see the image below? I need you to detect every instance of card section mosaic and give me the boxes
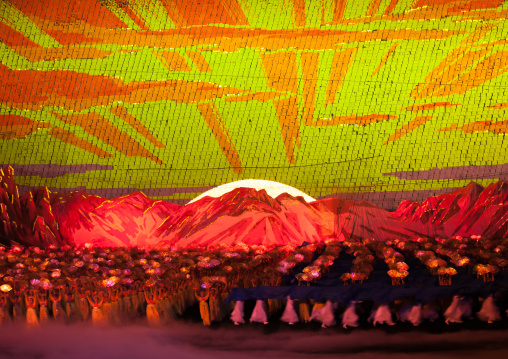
[0,0,507,208]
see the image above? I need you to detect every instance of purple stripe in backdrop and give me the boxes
[17,185,215,205]
[319,187,462,211]
[383,164,508,181]
[1,164,114,178]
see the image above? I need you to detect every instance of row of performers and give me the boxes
[0,283,505,328]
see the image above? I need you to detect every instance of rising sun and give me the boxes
[188,179,316,204]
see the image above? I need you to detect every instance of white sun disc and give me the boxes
[188,179,315,204]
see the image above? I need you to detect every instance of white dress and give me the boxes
[280,297,299,324]
[399,304,422,326]
[477,295,501,323]
[342,302,359,328]
[250,300,268,324]
[230,300,245,324]
[370,304,394,326]
[309,302,325,322]
[314,301,336,328]
[408,304,423,326]
[444,296,471,324]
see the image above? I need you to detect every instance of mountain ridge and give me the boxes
[0,166,506,248]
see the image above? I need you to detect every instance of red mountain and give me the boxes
[52,190,180,247]
[391,181,508,238]
[0,166,507,248]
[155,188,334,248]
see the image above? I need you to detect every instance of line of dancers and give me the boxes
[231,294,506,328]
[1,282,506,329]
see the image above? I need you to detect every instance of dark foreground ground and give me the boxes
[1,303,508,359]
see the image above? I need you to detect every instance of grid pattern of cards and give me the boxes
[0,0,507,208]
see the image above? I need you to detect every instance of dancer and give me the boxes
[250,299,268,324]
[444,295,472,324]
[76,288,90,322]
[298,299,310,323]
[280,296,299,325]
[399,303,423,326]
[101,291,113,324]
[369,303,395,326]
[209,286,225,322]
[130,282,141,318]
[309,300,325,322]
[87,291,106,326]
[230,300,245,325]
[342,301,360,328]
[144,286,161,327]
[50,288,67,323]
[195,288,211,326]
[317,301,337,328]
[121,286,133,321]
[37,289,50,324]
[477,295,501,323]
[156,286,176,322]
[24,289,39,328]
[108,287,122,325]
[10,289,23,323]
[64,286,80,323]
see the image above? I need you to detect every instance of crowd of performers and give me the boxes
[0,236,507,329]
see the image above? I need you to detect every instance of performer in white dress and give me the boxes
[477,295,501,323]
[280,296,299,324]
[250,299,268,324]
[230,300,245,325]
[342,301,360,328]
[87,291,106,326]
[369,303,395,326]
[309,301,325,322]
[24,289,39,328]
[399,304,422,326]
[444,295,472,324]
[315,301,336,328]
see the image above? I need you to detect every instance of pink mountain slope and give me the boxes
[53,190,181,247]
[155,188,335,248]
[391,181,508,238]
